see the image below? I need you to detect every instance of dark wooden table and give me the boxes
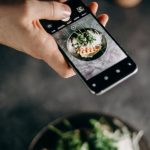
[0,0,150,149]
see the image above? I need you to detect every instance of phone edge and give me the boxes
[94,67,138,95]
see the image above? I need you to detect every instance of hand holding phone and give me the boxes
[40,0,138,95]
[42,2,109,79]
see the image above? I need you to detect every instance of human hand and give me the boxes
[0,1,109,78]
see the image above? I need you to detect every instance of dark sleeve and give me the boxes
[0,0,25,5]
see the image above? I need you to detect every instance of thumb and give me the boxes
[33,1,71,20]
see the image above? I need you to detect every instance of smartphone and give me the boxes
[40,0,138,95]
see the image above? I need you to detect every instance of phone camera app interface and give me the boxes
[41,0,127,80]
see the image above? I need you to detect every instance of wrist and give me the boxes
[0,23,4,44]
[0,8,4,45]
[0,24,4,45]
[0,6,8,45]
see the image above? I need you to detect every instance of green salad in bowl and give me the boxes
[29,113,149,150]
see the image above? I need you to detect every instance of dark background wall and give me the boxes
[0,0,150,149]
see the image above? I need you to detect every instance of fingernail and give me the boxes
[62,4,71,17]
[59,0,67,2]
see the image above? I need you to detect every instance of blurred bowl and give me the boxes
[29,112,149,150]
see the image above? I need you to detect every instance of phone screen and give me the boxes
[41,0,127,81]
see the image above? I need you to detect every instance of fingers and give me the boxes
[98,14,109,26]
[88,2,98,16]
[57,0,68,2]
[40,34,75,78]
[32,0,108,78]
[29,0,74,78]
[88,2,109,26]
[33,1,71,20]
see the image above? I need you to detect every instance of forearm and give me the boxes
[0,4,19,46]
[0,29,3,45]
[0,0,24,44]
[0,23,7,45]
[0,6,5,45]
